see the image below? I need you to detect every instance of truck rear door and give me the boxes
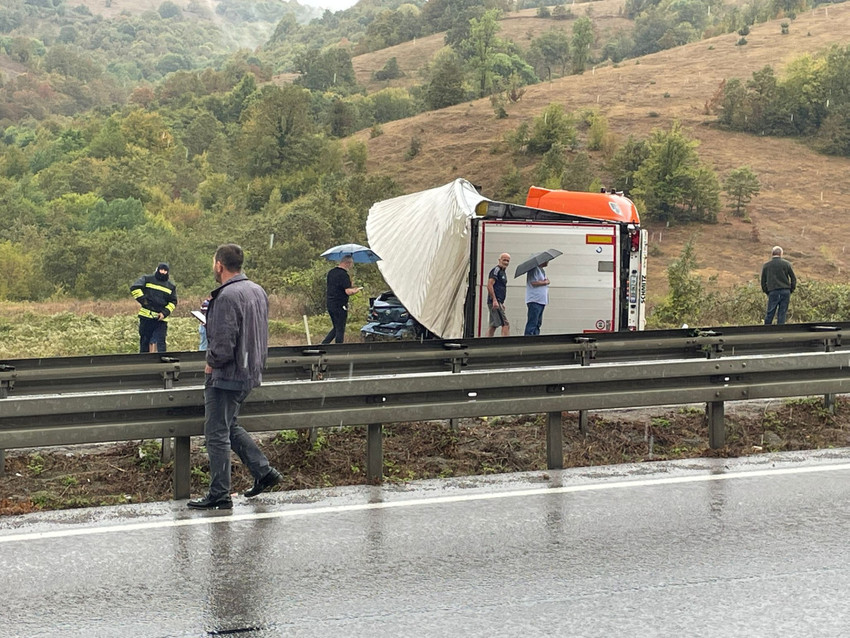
[472,220,622,337]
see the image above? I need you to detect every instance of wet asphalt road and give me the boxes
[2,449,850,638]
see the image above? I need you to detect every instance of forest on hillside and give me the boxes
[0,0,847,315]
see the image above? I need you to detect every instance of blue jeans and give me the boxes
[765,289,791,325]
[524,302,546,335]
[204,382,272,500]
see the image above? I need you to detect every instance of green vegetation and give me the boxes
[714,45,850,157]
[136,439,164,471]
[630,122,720,224]
[0,0,845,344]
[723,166,761,217]
[648,241,850,328]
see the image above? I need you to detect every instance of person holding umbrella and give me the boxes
[513,249,560,336]
[321,254,363,344]
[319,243,380,344]
[524,262,550,335]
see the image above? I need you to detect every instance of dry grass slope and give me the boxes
[352,4,850,301]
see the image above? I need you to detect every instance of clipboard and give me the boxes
[191,310,207,325]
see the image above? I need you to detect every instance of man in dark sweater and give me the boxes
[761,246,797,325]
[321,255,362,344]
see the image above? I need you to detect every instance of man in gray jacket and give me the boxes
[188,243,282,510]
[761,245,797,325]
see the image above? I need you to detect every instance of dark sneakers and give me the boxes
[187,495,233,510]
[244,468,282,498]
[187,468,282,506]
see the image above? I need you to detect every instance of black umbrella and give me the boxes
[513,249,563,278]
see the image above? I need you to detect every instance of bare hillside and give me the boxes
[354,4,850,299]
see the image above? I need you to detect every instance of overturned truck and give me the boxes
[364,178,647,339]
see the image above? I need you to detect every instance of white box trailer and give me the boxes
[366,178,647,339]
[468,219,645,337]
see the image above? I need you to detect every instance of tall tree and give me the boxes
[632,122,718,223]
[239,84,315,178]
[652,239,706,326]
[528,29,570,80]
[462,9,503,97]
[571,16,594,74]
[295,47,357,93]
[424,48,466,110]
[723,166,760,217]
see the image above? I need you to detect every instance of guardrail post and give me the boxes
[707,400,725,449]
[173,436,191,500]
[576,338,596,435]
[305,350,327,445]
[822,333,840,414]
[445,344,466,432]
[160,364,179,462]
[366,423,383,482]
[546,411,563,470]
[0,375,9,476]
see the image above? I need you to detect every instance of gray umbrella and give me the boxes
[513,249,563,278]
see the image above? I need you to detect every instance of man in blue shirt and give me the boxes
[486,253,511,337]
[524,261,550,336]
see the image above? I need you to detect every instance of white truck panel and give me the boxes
[474,221,620,336]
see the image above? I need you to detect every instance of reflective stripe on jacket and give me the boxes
[130,274,178,321]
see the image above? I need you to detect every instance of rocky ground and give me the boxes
[2,397,848,516]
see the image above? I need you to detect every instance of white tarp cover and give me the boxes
[366,178,488,338]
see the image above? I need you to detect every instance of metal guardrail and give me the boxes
[1,322,846,396]
[1,322,848,500]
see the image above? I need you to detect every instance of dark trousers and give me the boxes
[524,302,546,335]
[139,317,167,353]
[321,305,348,344]
[204,383,272,500]
[765,289,791,325]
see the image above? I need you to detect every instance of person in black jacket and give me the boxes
[130,262,177,353]
[321,255,363,344]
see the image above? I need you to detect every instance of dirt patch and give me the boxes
[3,397,848,515]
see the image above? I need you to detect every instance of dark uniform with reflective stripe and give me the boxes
[130,262,177,353]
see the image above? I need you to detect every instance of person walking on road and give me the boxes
[486,253,511,337]
[761,246,797,325]
[524,261,550,336]
[188,244,282,510]
[130,262,177,353]
[321,254,362,344]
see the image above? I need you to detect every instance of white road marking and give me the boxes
[2,462,848,545]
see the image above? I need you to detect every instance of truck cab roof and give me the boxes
[524,186,640,225]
